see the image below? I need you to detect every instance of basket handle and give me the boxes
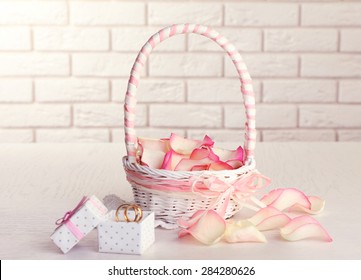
[124,24,256,164]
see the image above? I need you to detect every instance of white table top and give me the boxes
[0,142,360,260]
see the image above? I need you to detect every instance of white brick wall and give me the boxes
[263,80,337,103]
[148,3,222,26]
[264,29,338,52]
[0,54,69,76]
[36,79,109,102]
[0,1,67,25]
[302,3,361,26]
[0,0,360,143]
[0,105,70,127]
[72,54,137,77]
[225,54,298,77]
[70,2,145,25]
[34,28,109,51]
[0,28,31,50]
[225,3,298,26]
[150,54,223,77]
[150,105,222,128]
[0,79,32,102]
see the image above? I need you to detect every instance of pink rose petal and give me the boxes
[161,150,188,171]
[260,188,311,211]
[213,146,244,162]
[224,220,267,243]
[191,165,210,171]
[280,216,332,242]
[248,206,291,231]
[140,149,165,169]
[209,161,233,171]
[190,147,219,162]
[170,133,208,155]
[226,160,243,169]
[177,210,205,228]
[202,135,215,147]
[175,158,214,171]
[138,137,169,153]
[178,229,189,238]
[190,148,209,160]
[289,196,325,215]
[178,210,226,245]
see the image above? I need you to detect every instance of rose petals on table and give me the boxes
[260,188,325,215]
[224,220,267,243]
[177,210,205,229]
[248,206,291,231]
[280,216,332,242]
[178,210,226,245]
[288,196,325,215]
[261,188,311,212]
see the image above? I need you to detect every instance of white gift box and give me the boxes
[98,210,155,255]
[51,195,108,254]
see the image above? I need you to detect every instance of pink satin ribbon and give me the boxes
[55,196,89,240]
[190,172,271,217]
[127,168,270,223]
[64,220,84,240]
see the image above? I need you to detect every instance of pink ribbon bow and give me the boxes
[55,196,89,240]
[191,172,271,217]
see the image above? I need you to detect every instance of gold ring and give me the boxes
[124,205,138,222]
[115,204,130,222]
[135,206,143,222]
[115,203,143,223]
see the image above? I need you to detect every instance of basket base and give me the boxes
[132,185,242,228]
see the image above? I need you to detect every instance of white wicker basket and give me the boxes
[123,24,258,229]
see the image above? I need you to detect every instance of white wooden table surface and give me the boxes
[0,143,360,260]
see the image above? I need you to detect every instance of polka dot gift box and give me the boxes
[51,195,108,254]
[98,209,155,255]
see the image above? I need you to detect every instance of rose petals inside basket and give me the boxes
[137,134,244,172]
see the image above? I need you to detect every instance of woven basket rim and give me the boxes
[123,156,256,178]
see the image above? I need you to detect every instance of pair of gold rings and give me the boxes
[115,204,143,223]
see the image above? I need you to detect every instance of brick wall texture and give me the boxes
[0,0,360,143]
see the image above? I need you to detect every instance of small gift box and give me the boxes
[51,195,108,253]
[98,207,155,255]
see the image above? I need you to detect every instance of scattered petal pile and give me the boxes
[178,188,332,244]
[137,133,244,171]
